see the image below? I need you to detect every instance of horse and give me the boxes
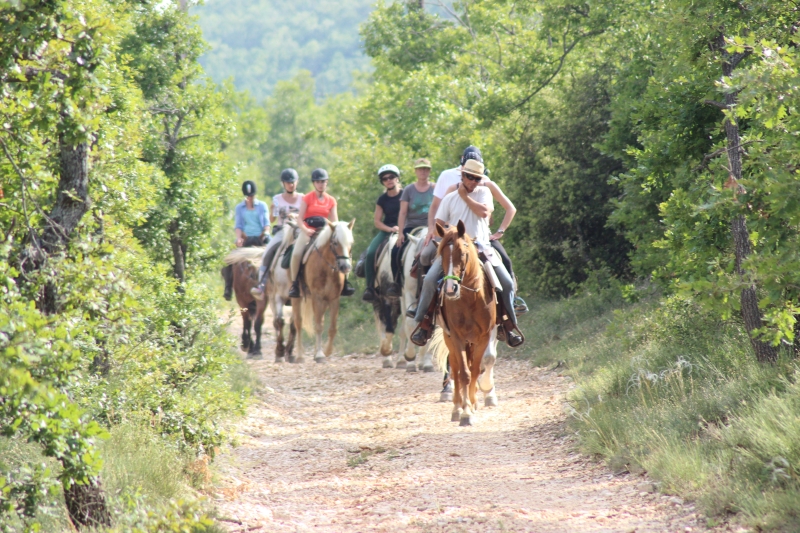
[266,220,299,363]
[373,232,402,368]
[429,221,497,426]
[223,247,268,358]
[398,228,435,373]
[293,220,355,363]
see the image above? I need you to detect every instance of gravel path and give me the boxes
[214,321,705,533]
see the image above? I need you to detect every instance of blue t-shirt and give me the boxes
[235,199,269,237]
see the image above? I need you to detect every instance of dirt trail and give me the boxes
[215,322,704,533]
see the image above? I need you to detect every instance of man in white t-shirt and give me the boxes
[251,169,304,300]
[410,159,523,348]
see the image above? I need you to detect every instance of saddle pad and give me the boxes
[281,244,293,270]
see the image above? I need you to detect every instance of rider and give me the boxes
[412,146,527,316]
[362,164,403,302]
[223,180,270,300]
[287,168,355,299]
[389,158,435,295]
[250,169,303,300]
[409,158,524,348]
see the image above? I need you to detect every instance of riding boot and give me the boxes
[362,287,376,302]
[222,265,233,301]
[496,299,524,348]
[341,278,355,297]
[410,296,438,346]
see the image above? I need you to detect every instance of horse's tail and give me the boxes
[429,327,449,372]
[224,247,265,268]
[300,295,315,336]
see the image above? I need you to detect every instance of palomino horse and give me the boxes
[373,232,402,368]
[266,220,299,363]
[398,228,434,373]
[430,221,496,426]
[223,247,268,358]
[293,220,355,363]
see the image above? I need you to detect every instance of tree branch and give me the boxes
[703,99,728,110]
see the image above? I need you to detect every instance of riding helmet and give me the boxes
[242,180,257,196]
[280,168,299,183]
[311,168,329,181]
[460,145,483,166]
[377,164,400,180]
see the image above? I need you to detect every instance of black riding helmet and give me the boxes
[311,168,329,181]
[242,180,257,196]
[280,168,299,182]
[460,145,483,166]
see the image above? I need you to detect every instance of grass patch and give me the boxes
[522,287,800,531]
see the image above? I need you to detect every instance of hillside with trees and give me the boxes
[193,0,373,98]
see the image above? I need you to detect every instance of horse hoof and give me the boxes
[451,410,462,422]
[314,357,327,364]
[292,356,305,364]
[459,416,474,427]
[440,391,453,403]
[422,364,435,373]
[406,363,417,373]
[382,357,394,369]
[275,356,285,364]
[395,360,407,369]
[485,394,499,407]
[247,352,263,360]
[286,355,296,363]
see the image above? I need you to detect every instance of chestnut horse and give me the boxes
[223,247,268,358]
[293,220,355,363]
[431,221,496,426]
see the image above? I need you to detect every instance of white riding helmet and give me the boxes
[377,164,400,180]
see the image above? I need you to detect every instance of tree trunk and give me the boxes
[169,220,186,283]
[64,479,111,529]
[719,38,778,363]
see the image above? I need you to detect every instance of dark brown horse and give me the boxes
[431,221,496,426]
[223,248,267,358]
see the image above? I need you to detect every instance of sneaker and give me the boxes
[250,284,265,301]
[288,280,300,298]
[513,296,529,315]
[406,304,418,319]
[341,279,355,297]
[362,287,376,302]
[385,282,402,298]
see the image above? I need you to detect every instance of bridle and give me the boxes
[443,241,480,294]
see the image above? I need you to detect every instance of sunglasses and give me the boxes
[462,172,482,182]
[380,174,397,182]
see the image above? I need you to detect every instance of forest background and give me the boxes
[2,0,800,531]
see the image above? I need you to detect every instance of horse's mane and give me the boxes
[224,246,265,268]
[314,222,353,251]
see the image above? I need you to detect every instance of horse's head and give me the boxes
[436,220,475,301]
[328,219,356,274]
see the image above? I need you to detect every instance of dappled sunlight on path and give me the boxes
[214,327,704,533]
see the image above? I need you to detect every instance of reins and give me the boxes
[444,242,481,293]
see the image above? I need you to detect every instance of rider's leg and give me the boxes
[288,230,311,298]
[251,229,284,300]
[491,239,528,314]
[419,238,438,268]
[493,263,524,347]
[362,231,389,301]
[410,256,443,344]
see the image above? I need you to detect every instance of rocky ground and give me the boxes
[213,319,707,533]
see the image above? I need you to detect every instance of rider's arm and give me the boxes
[396,201,409,246]
[425,196,442,245]
[459,185,493,218]
[234,204,245,246]
[329,204,339,223]
[485,181,516,237]
[298,199,314,236]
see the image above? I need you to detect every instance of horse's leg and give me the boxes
[324,297,339,359]
[273,298,285,363]
[377,306,393,368]
[313,298,326,363]
[449,348,463,422]
[292,298,304,364]
[480,327,499,407]
[457,346,473,426]
[241,309,252,352]
[250,304,264,359]
[287,321,297,361]
[440,360,453,402]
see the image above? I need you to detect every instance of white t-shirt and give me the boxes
[272,193,303,226]
[432,167,462,199]
[435,186,494,246]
